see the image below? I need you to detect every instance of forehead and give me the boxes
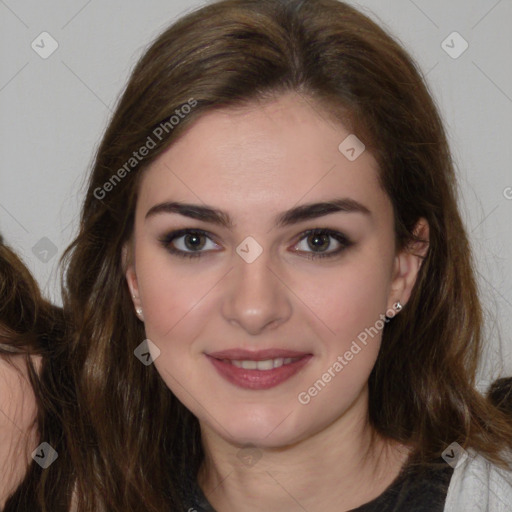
[137,93,387,221]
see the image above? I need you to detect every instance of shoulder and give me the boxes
[444,448,512,512]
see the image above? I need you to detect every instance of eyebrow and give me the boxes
[144,198,371,228]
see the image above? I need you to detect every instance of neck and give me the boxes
[197,387,411,512]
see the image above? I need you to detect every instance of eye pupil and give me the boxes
[308,233,330,251]
[185,233,205,250]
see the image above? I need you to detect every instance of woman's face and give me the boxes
[126,92,420,448]
[0,350,40,500]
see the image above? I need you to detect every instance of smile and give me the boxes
[206,354,312,390]
[222,357,302,370]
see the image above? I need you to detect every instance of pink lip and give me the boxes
[207,348,311,361]
[206,352,313,390]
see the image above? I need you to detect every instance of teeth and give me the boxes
[224,357,302,370]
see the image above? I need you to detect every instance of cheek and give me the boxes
[300,252,393,344]
[134,247,220,349]
[0,359,38,434]
[292,256,392,419]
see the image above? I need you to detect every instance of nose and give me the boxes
[221,249,292,335]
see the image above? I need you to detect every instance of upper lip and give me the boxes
[207,349,312,361]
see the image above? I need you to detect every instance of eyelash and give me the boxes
[158,228,353,260]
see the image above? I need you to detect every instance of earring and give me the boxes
[136,307,144,319]
[393,301,403,312]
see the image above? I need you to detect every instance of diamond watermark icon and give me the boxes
[441,32,468,59]
[32,237,58,263]
[134,339,161,366]
[236,445,263,467]
[31,442,58,469]
[236,236,263,264]
[441,441,468,469]
[338,134,365,161]
[31,32,59,59]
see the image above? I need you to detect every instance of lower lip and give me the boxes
[206,354,313,390]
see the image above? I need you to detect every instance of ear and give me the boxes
[122,242,142,313]
[388,218,429,310]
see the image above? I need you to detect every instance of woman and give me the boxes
[61,0,512,510]
[0,235,75,510]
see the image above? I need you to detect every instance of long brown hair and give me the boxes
[61,0,512,509]
[0,236,75,511]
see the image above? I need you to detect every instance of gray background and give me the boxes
[1,0,511,385]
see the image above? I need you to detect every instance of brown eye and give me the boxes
[293,229,353,260]
[307,232,331,252]
[159,229,221,259]
[182,233,206,251]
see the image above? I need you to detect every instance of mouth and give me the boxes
[206,349,313,390]
[207,348,311,361]
[220,356,306,371]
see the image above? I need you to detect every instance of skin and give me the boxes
[0,352,40,507]
[125,92,429,511]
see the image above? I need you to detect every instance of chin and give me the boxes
[211,407,309,449]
